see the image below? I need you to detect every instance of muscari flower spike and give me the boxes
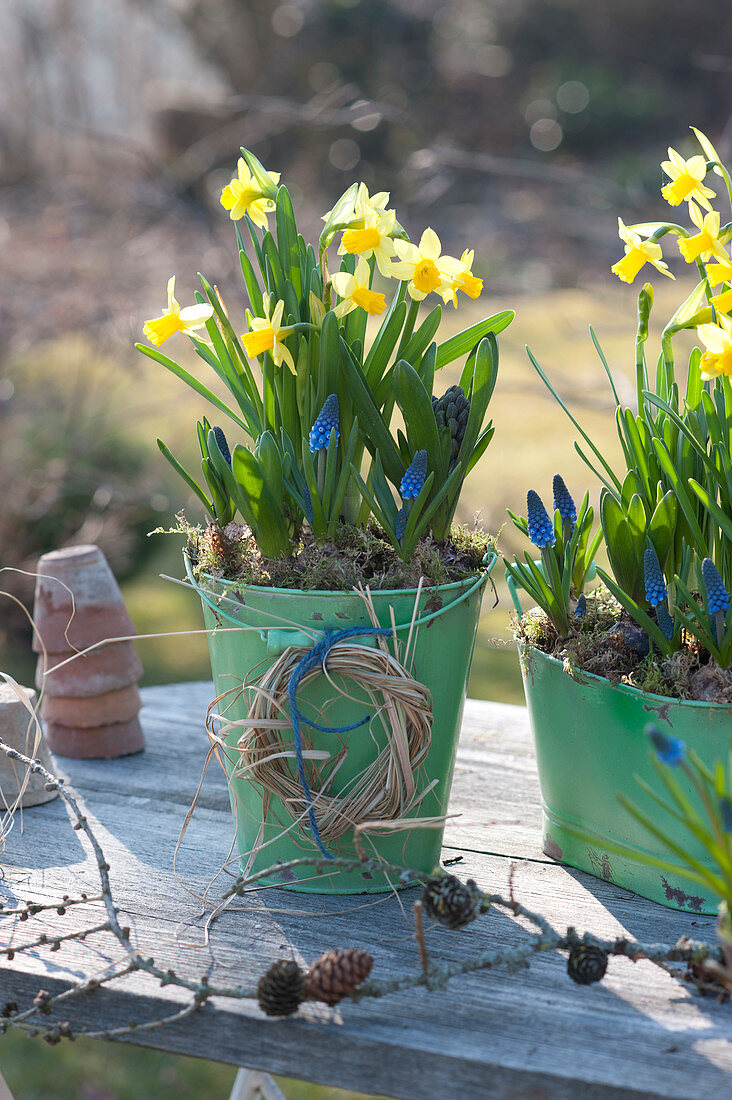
[552,475,577,526]
[644,547,667,607]
[527,490,555,549]
[702,558,730,615]
[646,724,685,767]
[400,450,428,500]
[656,603,675,640]
[720,796,732,834]
[575,593,587,618]
[309,394,340,453]
[395,507,407,540]
[212,425,232,467]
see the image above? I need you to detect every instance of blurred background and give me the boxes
[1,1,731,1096]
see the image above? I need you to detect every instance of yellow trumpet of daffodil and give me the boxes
[241,295,295,373]
[678,203,729,264]
[697,314,732,379]
[611,219,674,284]
[711,288,732,314]
[391,228,464,301]
[439,249,483,307]
[220,157,280,228]
[661,148,716,211]
[142,277,214,346]
[339,207,397,277]
[331,258,387,319]
[706,256,732,288]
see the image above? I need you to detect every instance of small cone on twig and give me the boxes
[421,868,488,929]
[257,960,307,1017]
[567,944,608,985]
[305,948,373,1006]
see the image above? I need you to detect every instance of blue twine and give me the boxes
[287,625,393,858]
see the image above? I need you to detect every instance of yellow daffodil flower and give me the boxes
[241,295,295,373]
[331,258,387,319]
[220,157,280,228]
[142,277,214,346]
[322,182,390,227]
[610,219,674,284]
[391,228,465,301]
[697,314,732,379]
[711,288,732,314]
[661,148,716,210]
[439,249,484,307]
[339,207,397,277]
[353,183,390,223]
[706,257,732,288]
[678,203,729,264]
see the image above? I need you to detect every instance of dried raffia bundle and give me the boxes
[421,867,489,929]
[257,959,307,1017]
[305,948,373,1006]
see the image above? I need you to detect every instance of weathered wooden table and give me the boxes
[2,683,731,1099]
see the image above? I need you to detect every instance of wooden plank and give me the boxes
[0,684,730,1100]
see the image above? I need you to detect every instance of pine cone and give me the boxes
[432,385,470,470]
[421,870,488,929]
[305,948,373,1006]
[567,945,608,985]
[257,960,307,1017]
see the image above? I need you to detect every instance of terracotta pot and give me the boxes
[36,641,143,698]
[41,685,142,727]
[0,683,58,808]
[33,545,136,653]
[45,715,145,759]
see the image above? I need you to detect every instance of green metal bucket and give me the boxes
[518,642,732,914]
[189,555,493,893]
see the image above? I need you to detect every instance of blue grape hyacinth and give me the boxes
[720,796,732,834]
[643,547,666,607]
[702,558,730,615]
[575,593,587,618]
[646,724,685,767]
[212,425,232,466]
[395,507,407,540]
[527,490,555,549]
[552,474,577,526]
[309,394,340,452]
[656,603,675,640]
[400,450,428,500]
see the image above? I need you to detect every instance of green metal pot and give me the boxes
[518,642,732,914]
[188,554,493,893]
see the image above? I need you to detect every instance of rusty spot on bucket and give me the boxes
[587,847,614,882]
[660,876,704,911]
[643,702,672,727]
[543,834,563,861]
[312,612,323,621]
[335,612,349,619]
[274,864,298,883]
[424,591,443,629]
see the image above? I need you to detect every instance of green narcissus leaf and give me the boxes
[394,359,446,482]
[648,490,677,570]
[231,446,291,558]
[435,310,514,369]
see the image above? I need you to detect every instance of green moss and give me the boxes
[164,515,495,592]
[515,583,718,701]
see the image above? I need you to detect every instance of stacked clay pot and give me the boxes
[33,545,145,759]
[0,683,58,807]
